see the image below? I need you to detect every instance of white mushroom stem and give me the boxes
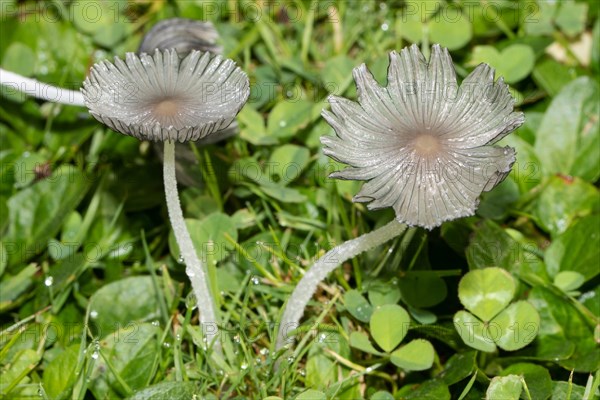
[163,140,221,353]
[276,219,408,350]
[0,68,85,107]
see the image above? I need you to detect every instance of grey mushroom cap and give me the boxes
[82,49,250,143]
[138,18,222,56]
[321,44,524,230]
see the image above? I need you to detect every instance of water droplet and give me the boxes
[299,369,306,376]
[178,254,185,264]
[233,334,241,343]
[259,348,269,356]
[44,276,54,286]
[366,366,374,373]
[176,334,181,341]
[152,320,160,327]
[381,22,389,31]
[185,291,198,310]
[163,342,171,348]
[255,357,262,364]
[318,333,327,343]
[91,351,99,360]
[185,266,195,277]
[279,121,287,128]
[251,276,260,285]
[287,356,295,364]
[90,310,98,319]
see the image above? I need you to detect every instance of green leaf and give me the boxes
[469,44,535,84]
[5,165,90,265]
[70,1,132,47]
[0,349,40,394]
[1,42,36,76]
[438,351,477,385]
[168,213,238,263]
[398,12,424,44]
[398,271,447,308]
[545,214,600,281]
[501,363,552,400]
[306,332,350,390]
[491,301,540,351]
[296,389,327,400]
[555,1,587,37]
[551,381,587,400]
[553,271,585,292]
[533,175,599,236]
[261,184,307,203]
[534,77,600,182]
[458,267,516,322]
[238,106,277,145]
[477,178,519,220]
[529,286,600,372]
[367,281,401,307]
[466,220,547,281]
[0,264,37,312]
[349,331,383,356]
[370,304,410,353]
[453,311,496,353]
[343,289,373,323]
[91,323,160,398]
[390,339,434,371]
[371,391,394,400]
[499,133,542,193]
[267,100,316,139]
[126,381,197,400]
[43,344,79,399]
[486,375,523,400]
[532,57,580,97]
[88,276,161,336]
[321,55,355,94]
[268,144,311,185]
[428,7,472,50]
[522,1,556,36]
[408,306,437,325]
[398,378,450,400]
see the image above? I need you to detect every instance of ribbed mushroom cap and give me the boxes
[138,18,222,56]
[321,44,524,229]
[82,49,249,143]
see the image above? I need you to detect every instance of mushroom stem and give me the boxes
[163,140,221,353]
[276,219,408,350]
[0,68,85,107]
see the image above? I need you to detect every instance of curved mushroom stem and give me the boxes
[163,140,221,353]
[0,68,85,107]
[276,219,408,351]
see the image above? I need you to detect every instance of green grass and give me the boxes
[1,0,599,399]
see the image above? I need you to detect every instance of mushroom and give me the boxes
[81,48,250,351]
[276,44,523,350]
[1,20,250,353]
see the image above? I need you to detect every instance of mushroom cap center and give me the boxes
[153,99,180,118]
[412,134,442,157]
